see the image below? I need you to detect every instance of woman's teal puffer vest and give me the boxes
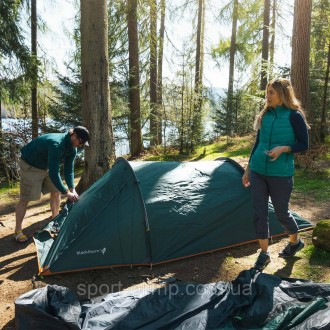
[250,106,295,176]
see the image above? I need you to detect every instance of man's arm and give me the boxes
[47,147,67,194]
[63,150,77,190]
[48,147,79,201]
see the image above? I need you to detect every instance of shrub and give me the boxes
[295,143,329,175]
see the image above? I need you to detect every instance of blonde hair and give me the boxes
[253,78,310,130]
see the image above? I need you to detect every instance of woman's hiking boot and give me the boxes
[253,251,270,272]
[279,239,305,258]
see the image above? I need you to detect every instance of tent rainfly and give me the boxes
[34,157,312,275]
[15,269,330,329]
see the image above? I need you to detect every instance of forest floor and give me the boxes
[0,158,330,329]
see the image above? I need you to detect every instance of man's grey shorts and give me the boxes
[19,159,58,201]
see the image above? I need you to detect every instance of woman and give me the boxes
[242,78,309,271]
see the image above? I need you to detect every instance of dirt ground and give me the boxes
[0,177,329,329]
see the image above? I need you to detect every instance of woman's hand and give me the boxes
[267,146,291,161]
[242,171,250,188]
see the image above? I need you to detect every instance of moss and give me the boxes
[312,220,330,252]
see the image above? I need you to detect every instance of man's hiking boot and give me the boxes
[253,251,271,272]
[279,239,305,258]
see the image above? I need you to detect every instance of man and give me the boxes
[14,126,90,243]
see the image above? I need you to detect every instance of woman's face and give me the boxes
[266,85,282,108]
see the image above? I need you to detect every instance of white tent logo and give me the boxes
[76,247,107,256]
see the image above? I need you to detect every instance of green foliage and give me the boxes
[0,0,55,127]
[0,0,31,70]
[0,0,34,118]
[310,0,330,62]
[0,119,31,183]
[2,0,328,167]
[212,39,231,61]
[48,70,82,129]
[208,88,230,137]
[293,140,330,202]
[295,143,329,173]
[0,74,31,112]
[233,87,261,135]
[293,141,330,201]
[108,0,128,76]
[211,0,264,73]
[47,0,130,132]
[309,0,330,140]
[0,134,19,183]
[211,85,261,138]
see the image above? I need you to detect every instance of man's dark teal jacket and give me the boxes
[21,132,77,193]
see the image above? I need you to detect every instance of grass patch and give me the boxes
[0,182,20,202]
[143,135,255,162]
[294,170,330,202]
[293,244,330,282]
[192,136,254,161]
[302,244,330,264]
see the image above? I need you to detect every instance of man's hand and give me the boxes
[66,189,79,202]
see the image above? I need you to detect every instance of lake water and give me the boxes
[1,118,132,157]
[1,117,216,157]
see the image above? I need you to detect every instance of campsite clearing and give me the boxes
[0,160,329,329]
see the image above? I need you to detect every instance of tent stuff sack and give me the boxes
[34,157,312,275]
[15,269,330,329]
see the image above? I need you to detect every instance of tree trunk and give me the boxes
[31,0,38,139]
[191,0,205,150]
[227,0,238,139]
[291,0,312,123]
[157,0,165,145]
[0,88,2,133]
[149,0,158,146]
[127,0,143,158]
[269,0,276,74]
[78,0,115,192]
[260,0,270,91]
[0,87,2,163]
[320,43,330,142]
[180,55,186,154]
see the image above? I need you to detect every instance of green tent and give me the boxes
[34,157,312,275]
